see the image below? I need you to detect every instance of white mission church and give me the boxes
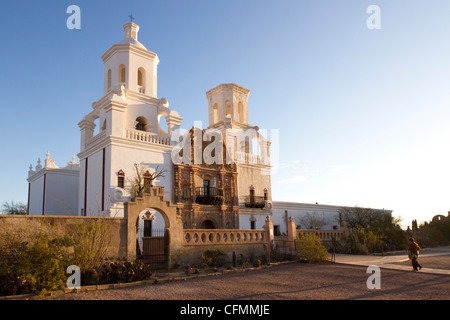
[26,21,390,235]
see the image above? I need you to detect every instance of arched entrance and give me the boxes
[124,186,183,271]
[199,219,217,229]
[137,209,166,267]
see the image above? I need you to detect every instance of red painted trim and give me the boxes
[42,174,46,215]
[102,148,105,212]
[27,183,30,215]
[84,158,88,216]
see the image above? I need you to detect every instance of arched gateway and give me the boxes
[124,186,183,269]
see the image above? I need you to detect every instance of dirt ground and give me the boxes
[41,258,450,301]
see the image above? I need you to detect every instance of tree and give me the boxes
[128,163,168,195]
[1,201,27,215]
[298,212,327,230]
[338,206,373,230]
[338,206,406,252]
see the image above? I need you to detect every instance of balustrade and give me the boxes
[125,128,171,146]
[183,229,266,246]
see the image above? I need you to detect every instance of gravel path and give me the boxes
[42,259,450,301]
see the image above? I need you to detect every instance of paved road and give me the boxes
[43,252,450,302]
[334,248,450,275]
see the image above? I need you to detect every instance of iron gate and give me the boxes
[141,228,165,268]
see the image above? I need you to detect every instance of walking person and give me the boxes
[408,237,422,271]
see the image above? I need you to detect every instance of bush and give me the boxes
[68,220,112,274]
[200,249,228,268]
[296,233,330,263]
[342,227,384,255]
[97,259,153,285]
[0,233,71,296]
[22,234,70,295]
[0,273,30,296]
[253,258,261,268]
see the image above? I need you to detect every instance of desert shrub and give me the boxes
[253,258,261,268]
[68,220,112,274]
[0,232,71,296]
[296,233,330,263]
[239,254,249,268]
[341,227,384,255]
[200,249,228,268]
[0,218,114,296]
[21,234,70,295]
[184,265,200,276]
[97,259,153,285]
[0,273,30,296]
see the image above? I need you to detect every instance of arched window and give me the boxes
[137,68,145,93]
[119,65,126,84]
[135,116,150,132]
[249,185,255,203]
[118,170,125,188]
[107,69,112,91]
[238,102,243,122]
[225,100,232,119]
[252,137,261,155]
[213,103,218,124]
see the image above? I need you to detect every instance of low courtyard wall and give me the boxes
[177,229,270,266]
[0,214,127,258]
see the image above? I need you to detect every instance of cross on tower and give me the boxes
[129,14,135,23]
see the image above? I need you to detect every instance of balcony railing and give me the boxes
[195,187,224,206]
[125,128,171,146]
[137,85,145,94]
[236,151,260,164]
[243,195,266,209]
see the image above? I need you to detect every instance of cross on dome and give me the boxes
[123,19,139,41]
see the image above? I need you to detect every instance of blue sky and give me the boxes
[1,1,450,228]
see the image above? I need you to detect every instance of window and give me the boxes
[264,189,268,201]
[249,187,255,204]
[274,225,281,236]
[225,100,232,119]
[203,179,210,196]
[118,170,125,188]
[250,220,255,230]
[137,68,145,93]
[213,103,218,124]
[119,65,126,84]
[238,102,243,122]
[144,219,152,237]
[135,116,149,132]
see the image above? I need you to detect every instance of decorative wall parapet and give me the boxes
[183,229,266,246]
[296,228,348,241]
[124,128,171,146]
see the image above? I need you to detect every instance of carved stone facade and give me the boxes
[174,128,240,229]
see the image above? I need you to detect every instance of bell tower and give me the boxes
[101,21,159,97]
[206,83,250,128]
[77,21,182,218]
